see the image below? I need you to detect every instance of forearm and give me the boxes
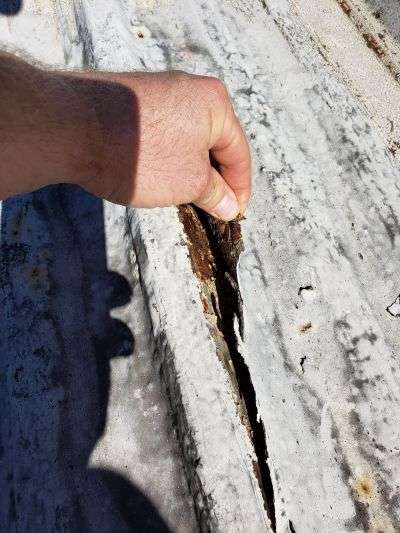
[0,52,102,199]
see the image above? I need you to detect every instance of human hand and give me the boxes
[0,53,251,220]
[78,71,251,221]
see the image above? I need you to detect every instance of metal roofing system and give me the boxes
[1,1,400,531]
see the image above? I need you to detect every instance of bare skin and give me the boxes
[0,52,251,221]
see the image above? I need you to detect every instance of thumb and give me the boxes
[194,166,240,221]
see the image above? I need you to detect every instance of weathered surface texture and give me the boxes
[2,1,400,532]
[0,5,197,532]
[0,187,196,532]
[239,1,400,531]
[0,1,266,532]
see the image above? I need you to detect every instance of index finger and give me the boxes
[210,103,252,214]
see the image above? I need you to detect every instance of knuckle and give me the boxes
[209,77,228,100]
[196,76,228,103]
[209,76,226,91]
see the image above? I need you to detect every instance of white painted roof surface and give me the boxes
[1,1,400,532]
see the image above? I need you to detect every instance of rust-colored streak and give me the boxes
[362,33,386,57]
[178,205,215,282]
[338,0,351,15]
[177,204,277,530]
[337,2,388,60]
[354,476,375,501]
[299,321,312,333]
[178,204,244,282]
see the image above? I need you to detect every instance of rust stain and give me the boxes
[353,475,376,502]
[177,206,244,283]
[351,476,395,531]
[177,205,276,527]
[362,33,386,57]
[299,321,312,333]
[338,0,351,15]
[336,1,399,76]
[201,295,209,314]
[177,204,215,282]
[177,203,244,401]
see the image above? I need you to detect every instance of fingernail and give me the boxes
[237,194,249,215]
[210,191,239,221]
